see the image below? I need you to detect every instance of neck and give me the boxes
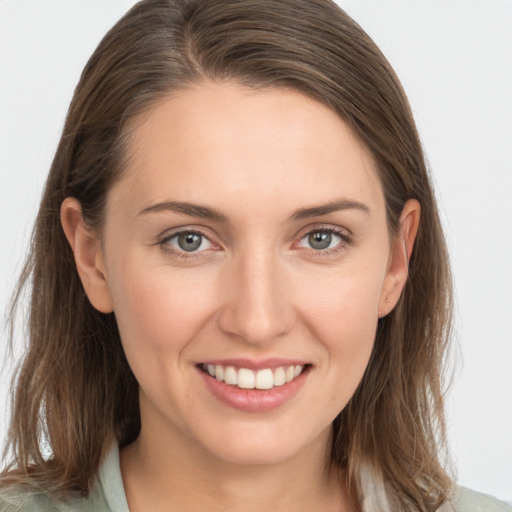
[120,421,352,512]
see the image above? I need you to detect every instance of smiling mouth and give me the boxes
[199,363,309,390]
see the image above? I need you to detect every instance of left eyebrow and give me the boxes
[289,199,371,221]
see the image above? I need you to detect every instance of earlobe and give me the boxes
[378,199,421,318]
[60,198,114,313]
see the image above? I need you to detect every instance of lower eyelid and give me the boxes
[158,230,214,254]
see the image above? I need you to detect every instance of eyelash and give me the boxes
[157,226,353,259]
[296,227,353,258]
[158,229,215,259]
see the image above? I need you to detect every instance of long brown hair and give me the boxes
[2,0,453,509]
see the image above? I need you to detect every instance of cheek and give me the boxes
[316,280,379,373]
[294,262,385,400]
[297,262,385,343]
[107,254,219,355]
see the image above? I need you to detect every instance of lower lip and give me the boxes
[198,367,309,413]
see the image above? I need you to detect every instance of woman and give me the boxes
[0,0,509,511]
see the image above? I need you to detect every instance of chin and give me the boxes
[194,422,333,467]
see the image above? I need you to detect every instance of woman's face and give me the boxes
[87,82,411,465]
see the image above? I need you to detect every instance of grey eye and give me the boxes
[308,231,333,250]
[177,232,203,252]
[299,230,343,251]
[162,230,213,255]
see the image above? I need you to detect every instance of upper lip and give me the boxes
[198,358,309,371]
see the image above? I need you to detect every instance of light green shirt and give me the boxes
[0,444,510,511]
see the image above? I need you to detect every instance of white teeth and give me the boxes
[238,368,255,389]
[224,366,237,385]
[273,367,286,387]
[204,363,306,389]
[255,369,274,390]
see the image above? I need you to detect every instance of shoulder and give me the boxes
[0,443,127,512]
[450,487,511,512]
[0,487,59,512]
[0,483,113,512]
[0,486,105,512]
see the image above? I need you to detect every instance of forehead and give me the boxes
[112,81,384,219]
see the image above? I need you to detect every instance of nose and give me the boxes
[217,249,294,346]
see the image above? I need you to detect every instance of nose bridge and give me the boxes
[218,242,293,344]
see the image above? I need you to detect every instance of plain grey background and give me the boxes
[1,0,511,503]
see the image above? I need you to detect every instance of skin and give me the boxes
[61,82,420,512]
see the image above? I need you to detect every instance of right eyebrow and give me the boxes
[137,201,228,223]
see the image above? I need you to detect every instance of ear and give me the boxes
[378,199,421,318]
[60,197,114,313]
